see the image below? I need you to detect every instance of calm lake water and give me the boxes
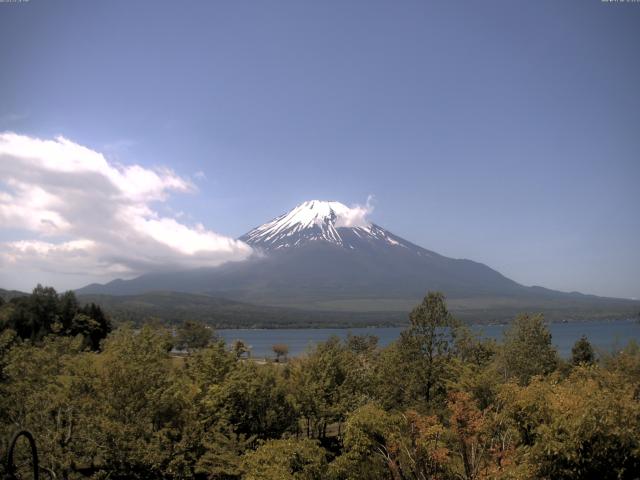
[219,319,640,359]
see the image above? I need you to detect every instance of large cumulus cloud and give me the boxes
[0,132,252,289]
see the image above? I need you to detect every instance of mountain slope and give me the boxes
[78,200,640,322]
[0,288,29,302]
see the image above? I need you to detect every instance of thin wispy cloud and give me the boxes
[102,138,137,153]
[0,132,253,284]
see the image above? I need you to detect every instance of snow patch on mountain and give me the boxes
[265,200,370,231]
[241,199,416,252]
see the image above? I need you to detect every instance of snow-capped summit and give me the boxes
[240,199,414,252]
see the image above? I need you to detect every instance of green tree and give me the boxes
[176,320,214,352]
[0,287,110,350]
[345,333,378,355]
[0,335,97,479]
[69,312,102,349]
[4,284,59,341]
[58,290,79,331]
[185,339,237,392]
[393,291,458,407]
[500,367,640,479]
[571,335,595,366]
[602,340,640,397]
[497,313,558,385]
[242,438,327,480]
[453,324,496,367]
[0,328,18,382]
[205,361,296,439]
[87,326,190,478]
[289,337,358,439]
[231,339,251,359]
[450,326,501,412]
[195,421,253,480]
[331,403,397,479]
[29,284,60,338]
[77,301,112,350]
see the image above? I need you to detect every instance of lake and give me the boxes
[219,318,640,359]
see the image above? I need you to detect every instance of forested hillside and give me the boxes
[1,289,639,479]
[77,291,405,329]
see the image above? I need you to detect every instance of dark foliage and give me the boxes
[572,335,596,365]
[0,285,111,350]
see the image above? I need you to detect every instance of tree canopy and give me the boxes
[0,285,111,350]
[1,288,638,479]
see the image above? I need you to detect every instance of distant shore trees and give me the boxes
[0,284,111,350]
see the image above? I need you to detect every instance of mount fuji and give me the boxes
[241,200,412,251]
[78,200,639,323]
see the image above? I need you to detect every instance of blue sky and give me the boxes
[0,0,638,298]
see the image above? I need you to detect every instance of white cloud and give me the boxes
[334,195,374,228]
[0,132,253,289]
